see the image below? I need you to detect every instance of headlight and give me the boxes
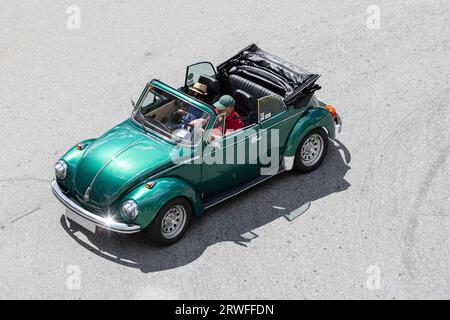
[55,160,68,180]
[122,200,139,220]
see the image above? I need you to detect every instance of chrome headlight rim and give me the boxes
[122,200,139,220]
[55,160,68,180]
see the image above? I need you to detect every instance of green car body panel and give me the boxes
[58,119,203,228]
[72,120,174,207]
[283,107,336,158]
[119,177,204,229]
[54,76,339,232]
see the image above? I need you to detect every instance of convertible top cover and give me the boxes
[218,44,320,99]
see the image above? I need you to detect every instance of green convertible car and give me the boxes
[52,44,342,245]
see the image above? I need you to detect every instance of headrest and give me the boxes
[233,89,257,111]
[198,75,220,95]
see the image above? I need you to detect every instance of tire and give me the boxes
[293,128,328,173]
[144,197,193,246]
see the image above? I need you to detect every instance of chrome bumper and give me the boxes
[51,180,141,234]
[335,114,342,134]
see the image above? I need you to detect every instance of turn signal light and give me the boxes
[145,181,156,189]
[76,143,86,151]
[325,105,337,118]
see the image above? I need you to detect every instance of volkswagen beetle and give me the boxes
[52,44,342,245]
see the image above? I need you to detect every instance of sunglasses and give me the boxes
[190,91,205,99]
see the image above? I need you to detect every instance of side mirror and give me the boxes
[131,98,136,108]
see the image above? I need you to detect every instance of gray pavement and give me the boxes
[0,0,449,299]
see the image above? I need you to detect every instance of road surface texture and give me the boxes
[0,0,449,299]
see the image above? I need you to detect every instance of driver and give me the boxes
[188,82,208,102]
[171,82,208,130]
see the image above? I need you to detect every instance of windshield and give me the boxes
[132,85,211,145]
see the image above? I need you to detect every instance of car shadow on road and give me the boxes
[60,139,351,273]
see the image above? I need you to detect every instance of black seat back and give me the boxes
[233,90,256,117]
[228,74,276,100]
[198,75,221,104]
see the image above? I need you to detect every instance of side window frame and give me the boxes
[205,113,226,144]
[257,94,287,123]
[185,62,216,87]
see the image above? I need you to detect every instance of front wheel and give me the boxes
[144,197,192,246]
[293,128,328,173]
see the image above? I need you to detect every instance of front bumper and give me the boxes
[51,180,141,234]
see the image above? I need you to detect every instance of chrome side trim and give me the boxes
[204,169,285,210]
[51,180,141,234]
[282,156,295,171]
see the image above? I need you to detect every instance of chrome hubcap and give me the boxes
[161,205,186,239]
[301,134,324,166]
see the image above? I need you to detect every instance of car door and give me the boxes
[200,115,261,198]
[256,95,292,175]
[185,62,216,87]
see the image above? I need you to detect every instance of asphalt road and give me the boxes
[0,0,449,299]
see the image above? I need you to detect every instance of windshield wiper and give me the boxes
[151,119,171,133]
[137,112,171,136]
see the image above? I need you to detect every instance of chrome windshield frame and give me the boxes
[131,83,213,147]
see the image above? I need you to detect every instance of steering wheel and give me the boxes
[183,123,194,132]
[175,99,186,109]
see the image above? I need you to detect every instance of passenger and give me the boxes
[213,95,244,134]
[184,95,243,143]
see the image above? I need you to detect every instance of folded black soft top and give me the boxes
[218,44,320,103]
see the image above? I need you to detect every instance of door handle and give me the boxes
[250,136,262,144]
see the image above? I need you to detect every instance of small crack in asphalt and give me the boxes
[0,207,42,231]
[10,207,42,223]
[0,177,50,184]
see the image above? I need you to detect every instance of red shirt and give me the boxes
[224,111,244,132]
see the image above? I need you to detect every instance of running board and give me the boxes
[203,168,285,210]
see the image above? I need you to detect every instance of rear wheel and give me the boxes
[144,197,192,246]
[293,128,328,173]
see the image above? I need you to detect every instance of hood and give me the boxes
[73,120,176,206]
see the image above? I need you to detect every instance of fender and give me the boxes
[120,177,204,229]
[282,107,335,170]
[60,138,97,190]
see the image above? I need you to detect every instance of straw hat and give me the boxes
[189,82,208,96]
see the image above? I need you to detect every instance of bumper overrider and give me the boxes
[51,180,141,234]
[335,113,343,134]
